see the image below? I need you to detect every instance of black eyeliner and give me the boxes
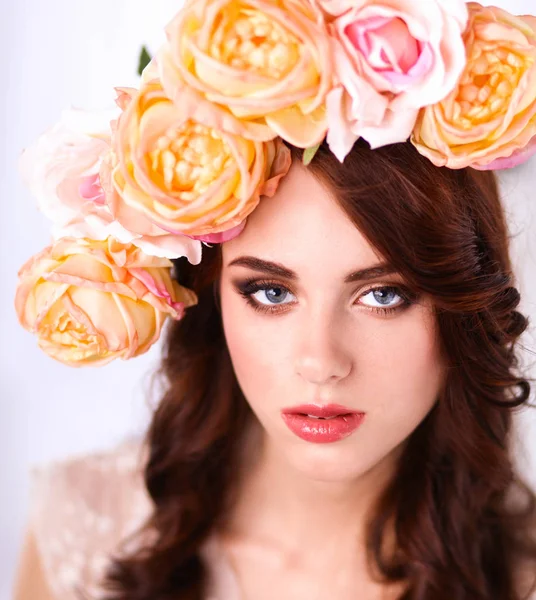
[232,278,420,316]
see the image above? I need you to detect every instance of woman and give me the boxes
[11,0,536,598]
[14,139,536,599]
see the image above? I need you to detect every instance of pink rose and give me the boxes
[321,0,468,161]
[18,107,114,225]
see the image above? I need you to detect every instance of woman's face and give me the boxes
[219,162,444,482]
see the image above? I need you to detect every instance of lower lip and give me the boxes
[281,413,365,443]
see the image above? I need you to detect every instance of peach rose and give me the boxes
[156,0,333,148]
[103,81,291,240]
[412,3,536,170]
[18,107,203,262]
[14,237,197,367]
[321,0,468,161]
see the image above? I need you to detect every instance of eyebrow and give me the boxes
[227,256,399,284]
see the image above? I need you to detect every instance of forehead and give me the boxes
[222,161,383,274]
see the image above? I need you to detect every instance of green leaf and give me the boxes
[303,142,321,166]
[137,45,152,77]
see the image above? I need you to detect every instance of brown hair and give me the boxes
[101,139,536,600]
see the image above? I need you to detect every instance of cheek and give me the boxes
[220,285,285,412]
[361,308,443,439]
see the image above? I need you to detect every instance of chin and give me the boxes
[282,438,385,483]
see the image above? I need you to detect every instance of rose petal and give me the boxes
[472,135,536,170]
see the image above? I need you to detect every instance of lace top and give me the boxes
[28,439,242,600]
[28,439,536,600]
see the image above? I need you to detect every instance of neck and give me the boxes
[221,417,401,570]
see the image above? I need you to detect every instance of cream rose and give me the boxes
[156,0,333,148]
[18,107,202,262]
[411,3,536,170]
[103,81,291,240]
[14,237,197,367]
[320,0,468,161]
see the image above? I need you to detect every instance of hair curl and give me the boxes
[101,140,536,600]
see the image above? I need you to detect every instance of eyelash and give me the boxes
[235,278,419,317]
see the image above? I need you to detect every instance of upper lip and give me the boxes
[282,403,362,417]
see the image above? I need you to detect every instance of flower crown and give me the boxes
[15,0,536,367]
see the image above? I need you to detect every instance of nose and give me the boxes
[294,311,353,386]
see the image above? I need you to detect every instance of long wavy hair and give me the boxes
[101,139,536,600]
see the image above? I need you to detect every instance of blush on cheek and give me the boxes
[220,287,285,419]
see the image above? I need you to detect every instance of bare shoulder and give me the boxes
[13,526,56,600]
[23,438,152,600]
[517,558,536,600]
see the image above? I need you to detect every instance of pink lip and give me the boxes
[282,403,359,418]
[281,404,366,444]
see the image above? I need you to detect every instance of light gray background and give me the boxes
[1,1,535,597]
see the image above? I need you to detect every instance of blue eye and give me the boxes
[234,279,418,317]
[250,286,295,306]
[360,287,402,309]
